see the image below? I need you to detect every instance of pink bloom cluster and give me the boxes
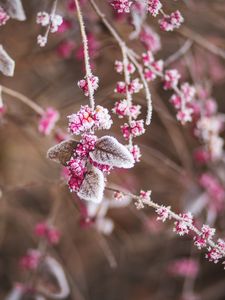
[192,91,224,161]
[68,105,112,135]
[140,25,161,53]
[36,11,63,47]
[194,225,215,249]
[159,10,184,31]
[78,75,99,96]
[156,205,171,222]
[141,50,196,124]
[38,107,59,135]
[121,120,145,140]
[167,258,199,278]
[147,0,162,17]
[113,57,145,162]
[35,222,61,244]
[110,0,133,13]
[20,249,41,271]
[199,173,225,211]
[0,6,9,26]
[174,212,193,236]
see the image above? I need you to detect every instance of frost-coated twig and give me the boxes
[75,0,95,109]
[106,186,225,265]
[1,85,44,115]
[89,0,153,125]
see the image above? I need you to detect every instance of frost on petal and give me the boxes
[37,256,70,300]
[89,136,134,168]
[2,0,26,21]
[47,139,78,166]
[0,45,15,76]
[77,165,105,203]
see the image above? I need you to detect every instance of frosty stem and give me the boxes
[75,0,95,109]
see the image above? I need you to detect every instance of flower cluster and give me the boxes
[140,25,161,53]
[35,222,61,245]
[192,91,224,161]
[20,249,41,271]
[68,105,112,135]
[78,75,99,96]
[174,212,194,236]
[141,50,196,124]
[36,11,63,47]
[38,107,59,135]
[0,6,10,26]
[167,258,199,278]
[147,1,184,31]
[159,10,184,31]
[110,0,133,13]
[112,57,145,162]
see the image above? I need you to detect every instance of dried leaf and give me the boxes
[47,139,78,166]
[1,0,26,20]
[89,136,134,168]
[78,165,105,203]
[0,45,15,76]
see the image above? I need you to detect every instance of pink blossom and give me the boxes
[0,6,10,26]
[144,68,156,81]
[174,213,193,236]
[75,134,97,158]
[68,158,87,177]
[110,0,133,13]
[37,34,47,47]
[115,81,127,94]
[38,107,59,135]
[129,78,143,93]
[206,247,223,264]
[163,69,180,89]
[36,11,50,26]
[142,51,154,66]
[68,174,84,192]
[167,258,199,278]
[159,10,184,31]
[78,75,99,96]
[112,100,141,119]
[35,222,61,245]
[115,60,135,74]
[50,14,63,33]
[57,40,76,58]
[156,205,171,222]
[121,120,145,139]
[20,249,41,270]
[140,190,152,202]
[147,0,162,17]
[140,25,161,53]
[193,148,211,164]
[114,191,124,200]
[176,107,193,124]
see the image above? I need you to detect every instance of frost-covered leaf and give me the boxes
[1,0,26,20]
[47,139,78,166]
[78,165,105,203]
[37,256,70,300]
[89,136,134,168]
[0,45,15,76]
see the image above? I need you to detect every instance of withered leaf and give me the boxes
[78,166,105,203]
[89,135,134,168]
[0,45,15,77]
[47,139,78,166]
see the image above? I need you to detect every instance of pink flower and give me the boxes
[193,148,211,164]
[78,75,99,96]
[140,26,161,53]
[174,213,193,236]
[167,258,199,278]
[36,11,50,26]
[163,69,180,89]
[20,249,41,270]
[147,0,162,17]
[115,81,127,94]
[0,6,10,26]
[114,191,124,200]
[35,222,61,245]
[156,205,171,222]
[159,10,184,31]
[121,120,145,140]
[129,78,143,93]
[57,40,76,58]
[176,107,193,124]
[110,0,133,13]
[75,134,97,158]
[142,51,154,66]
[115,60,135,74]
[50,14,63,33]
[68,174,84,192]
[68,106,95,135]
[68,158,87,177]
[38,107,59,135]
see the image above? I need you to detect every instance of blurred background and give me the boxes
[0,0,225,299]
